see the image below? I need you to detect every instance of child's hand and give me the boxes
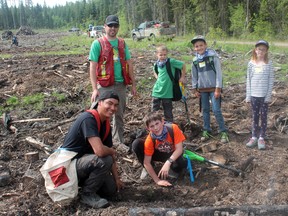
[158,162,171,179]
[214,91,221,99]
[192,89,201,98]
[157,179,172,187]
[179,77,186,84]
[195,91,201,98]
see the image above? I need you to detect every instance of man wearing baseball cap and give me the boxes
[59,90,124,208]
[89,15,137,150]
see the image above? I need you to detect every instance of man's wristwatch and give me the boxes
[167,158,174,163]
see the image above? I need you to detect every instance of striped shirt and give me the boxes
[246,60,274,102]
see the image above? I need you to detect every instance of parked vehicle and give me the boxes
[131,21,176,41]
[90,26,105,38]
[69,27,80,32]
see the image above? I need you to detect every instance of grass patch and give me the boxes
[0,91,69,116]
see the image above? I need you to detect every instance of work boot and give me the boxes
[80,192,110,209]
[220,132,229,143]
[201,131,212,141]
[246,138,257,148]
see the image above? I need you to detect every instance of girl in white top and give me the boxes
[245,40,274,150]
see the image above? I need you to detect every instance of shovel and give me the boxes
[183,150,254,177]
[1,112,50,130]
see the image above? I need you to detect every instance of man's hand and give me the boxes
[91,89,99,103]
[115,178,124,192]
[131,84,137,96]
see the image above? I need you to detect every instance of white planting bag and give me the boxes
[40,149,78,202]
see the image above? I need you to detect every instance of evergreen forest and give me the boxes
[1,0,288,40]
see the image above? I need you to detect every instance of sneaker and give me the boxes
[246,138,257,148]
[258,138,266,150]
[220,132,229,143]
[80,193,110,209]
[201,131,212,141]
[140,167,148,180]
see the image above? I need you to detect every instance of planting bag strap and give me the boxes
[86,109,110,141]
[165,58,176,83]
[154,64,158,75]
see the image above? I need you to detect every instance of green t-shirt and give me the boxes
[152,58,184,99]
[89,38,131,82]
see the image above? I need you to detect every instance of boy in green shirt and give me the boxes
[151,45,186,122]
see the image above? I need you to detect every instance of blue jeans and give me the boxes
[201,92,226,132]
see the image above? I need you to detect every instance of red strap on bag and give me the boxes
[86,109,110,141]
[49,166,69,188]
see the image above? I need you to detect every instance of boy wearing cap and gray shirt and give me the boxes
[60,90,124,208]
[89,15,136,149]
[191,35,228,143]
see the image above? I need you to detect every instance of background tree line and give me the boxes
[1,0,288,40]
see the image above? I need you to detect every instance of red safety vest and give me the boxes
[86,109,110,141]
[96,37,131,87]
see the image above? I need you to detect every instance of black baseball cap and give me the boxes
[90,91,120,109]
[105,15,119,25]
[98,91,119,101]
[191,35,206,44]
[255,40,269,48]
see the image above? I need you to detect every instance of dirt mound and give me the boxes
[1,30,13,40]
[16,26,37,36]
[0,32,288,215]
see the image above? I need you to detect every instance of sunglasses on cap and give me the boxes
[107,24,119,28]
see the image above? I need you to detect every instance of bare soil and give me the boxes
[0,32,288,216]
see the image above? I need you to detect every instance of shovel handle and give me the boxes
[204,159,242,175]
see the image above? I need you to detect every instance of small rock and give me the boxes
[0,170,11,187]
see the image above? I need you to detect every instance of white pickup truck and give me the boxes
[131,21,176,41]
[89,26,105,38]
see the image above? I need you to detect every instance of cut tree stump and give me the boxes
[201,142,217,153]
[24,151,39,163]
[22,169,43,190]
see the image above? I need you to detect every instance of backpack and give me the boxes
[154,58,182,101]
[192,56,216,75]
[86,109,110,141]
[193,56,222,111]
[192,55,223,91]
